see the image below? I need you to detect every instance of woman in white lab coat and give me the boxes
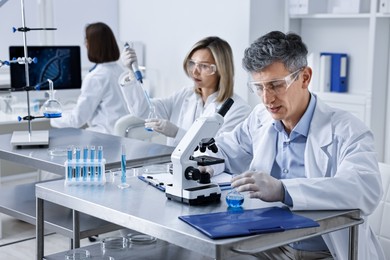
[119,36,251,146]
[51,22,129,134]
[212,31,384,259]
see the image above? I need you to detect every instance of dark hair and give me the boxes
[85,22,120,63]
[183,36,234,102]
[243,31,308,73]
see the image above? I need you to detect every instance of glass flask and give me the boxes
[226,174,244,208]
[41,79,62,118]
[226,188,244,208]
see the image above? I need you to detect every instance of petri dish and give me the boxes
[127,233,157,245]
[101,237,128,250]
[64,249,90,260]
[47,147,68,157]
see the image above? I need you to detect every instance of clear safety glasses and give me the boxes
[247,68,303,96]
[187,60,217,76]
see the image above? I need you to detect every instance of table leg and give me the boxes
[349,224,359,260]
[36,197,44,260]
[72,209,80,248]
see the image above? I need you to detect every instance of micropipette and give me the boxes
[118,145,129,189]
[124,42,155,110]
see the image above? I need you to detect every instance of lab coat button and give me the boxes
[283,168,289,173]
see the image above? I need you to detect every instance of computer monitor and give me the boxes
[9,46,82,91]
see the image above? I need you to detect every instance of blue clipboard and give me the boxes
[179,207,319,239]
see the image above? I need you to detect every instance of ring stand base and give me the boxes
[10,130,49,146]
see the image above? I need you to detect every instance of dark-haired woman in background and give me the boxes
[51,22,129,134]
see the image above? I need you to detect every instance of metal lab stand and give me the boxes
[36,177,363,260]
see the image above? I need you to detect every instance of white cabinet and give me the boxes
[284,0,390,162]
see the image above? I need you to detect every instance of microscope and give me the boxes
[166,98,234,205]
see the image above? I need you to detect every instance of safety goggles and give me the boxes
[247,68,303,95]
[187,60,217,76]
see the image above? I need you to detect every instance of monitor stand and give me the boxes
[10,130,49,146]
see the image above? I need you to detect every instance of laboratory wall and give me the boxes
[117,0,252,103]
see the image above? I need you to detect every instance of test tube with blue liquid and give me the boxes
[75,147,81,181]
[67,146,73,180]
[83,146,88,181]
[97,146,103,182]
[118,145,129,189]
[90,146,95,181]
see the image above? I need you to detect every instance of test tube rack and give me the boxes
[64,159,106,186]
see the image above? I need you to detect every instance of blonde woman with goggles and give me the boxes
[119,36,251,147]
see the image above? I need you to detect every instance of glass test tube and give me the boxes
[67,146,73,180]
[83,146,88,181]
[75,147,81,181]
[118,145,129,189]
[90,146,95,181]
[98,146,103,181]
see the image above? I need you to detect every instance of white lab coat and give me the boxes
[119,73,252,146]
[51,62,129,134]
[215,96,385,260]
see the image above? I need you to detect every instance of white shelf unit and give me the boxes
[284,0,390,162]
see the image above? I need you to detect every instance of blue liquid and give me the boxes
[44,112,62,118]
[90,147,95,181]
[121,154,126,184]
[145,127,153,132]
[98,146,103,181]
[67,148,73,180]
[75,148,80,180]
[83,147,88,181]
[226,190,244,208]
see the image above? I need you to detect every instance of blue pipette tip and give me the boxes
[12,27,16,33]
[17,116,22,122]
[32,57,38,63]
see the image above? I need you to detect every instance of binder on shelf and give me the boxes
[179,207,319,239]
[320,52,348,93]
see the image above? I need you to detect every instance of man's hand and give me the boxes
[231,171,283,202]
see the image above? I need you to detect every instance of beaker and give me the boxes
[41,79,62,118]
[226,174,244,208]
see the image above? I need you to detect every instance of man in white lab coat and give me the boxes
[213,31,385,259]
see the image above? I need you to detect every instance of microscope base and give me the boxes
[166,184,221,205]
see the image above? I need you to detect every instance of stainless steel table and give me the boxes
[0,128,174,249]
[0,127,174,174]
[36,177,363,260]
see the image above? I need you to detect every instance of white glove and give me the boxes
[121,47,138,71]
[198,166,214,178]
[231,171,283,202]
[144,118,179,138]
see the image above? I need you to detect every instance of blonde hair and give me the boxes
[183,36,234,102]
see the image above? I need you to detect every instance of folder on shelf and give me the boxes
[320,52,348,93]
[179,207,319,239]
